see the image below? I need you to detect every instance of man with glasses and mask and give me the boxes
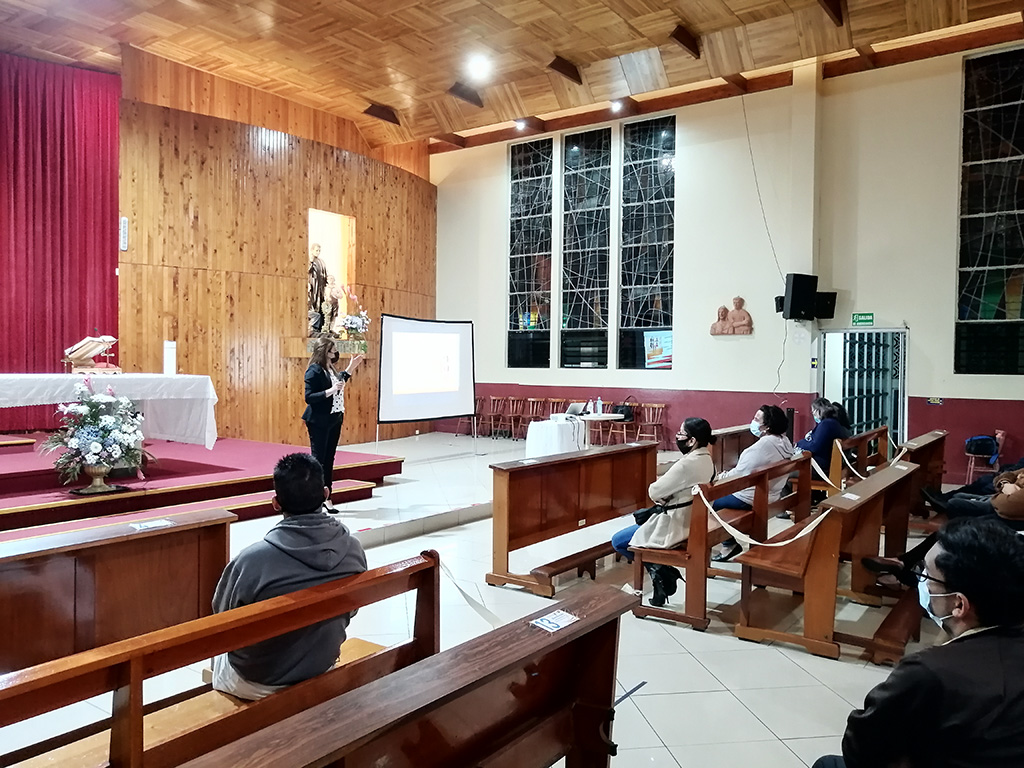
[814,517,1024,768]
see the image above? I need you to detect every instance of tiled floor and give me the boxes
[1,433,945,766]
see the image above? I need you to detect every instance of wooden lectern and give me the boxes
[63,335,122,374]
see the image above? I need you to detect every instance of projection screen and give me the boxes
[377,314,476,423]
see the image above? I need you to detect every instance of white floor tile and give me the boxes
[784,736,844,767]
[611,698,664,750]
[733,685,853,740]
[692,648,820,691]
[616,653,725,695]
[0,700,107,754]
[613,746,681,766]
[634,691,776,746]
[670,739,809,768]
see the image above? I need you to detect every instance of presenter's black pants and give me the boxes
[305,414,343,491]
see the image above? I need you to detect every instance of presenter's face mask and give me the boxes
[331,352,340,363]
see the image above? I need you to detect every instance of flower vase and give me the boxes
[336,337,367,355]
[79,463,115,494]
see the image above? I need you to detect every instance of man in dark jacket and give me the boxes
[212,452,367,699]
[815,517,1024,768]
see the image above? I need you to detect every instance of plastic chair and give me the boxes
[965,429,1005,483]
[455,396,484,437]
[635,404,666,448]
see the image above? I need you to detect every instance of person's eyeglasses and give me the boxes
[910,563,947,586]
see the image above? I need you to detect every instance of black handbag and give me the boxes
[633,499,691,526]
[612,395,639,422]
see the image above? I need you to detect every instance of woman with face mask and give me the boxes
[711,404,795,562]
[610,417,717,606]
[795,397,851,476]
[303,337,364,508]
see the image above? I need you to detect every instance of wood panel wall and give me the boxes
[118,100,437,446]
[370,141,431,181]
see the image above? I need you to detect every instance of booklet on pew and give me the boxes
[530,609,579,633]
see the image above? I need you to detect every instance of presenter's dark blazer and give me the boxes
[303,364,351,423]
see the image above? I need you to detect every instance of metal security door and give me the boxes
[822,330,907,444]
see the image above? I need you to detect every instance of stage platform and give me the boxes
[0,435,403,532]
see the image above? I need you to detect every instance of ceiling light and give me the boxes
[466,53,492,83]
[515,120,526,131]
[610,100,622,113]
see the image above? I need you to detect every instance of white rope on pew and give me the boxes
[810,452,840,489]
[839,443,869,480]
[438,558,503,629]
[694,485,834,549]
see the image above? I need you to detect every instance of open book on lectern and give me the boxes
[65,335,118,369]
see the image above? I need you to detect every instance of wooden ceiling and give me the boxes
[0,0,1022,147]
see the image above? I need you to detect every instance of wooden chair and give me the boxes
[606,402,636,444]
[635,403,666,448]
[498,396,527,440]
[1,553,441,768]
[546,397,567,417]
[454,396,484,436]
[525,397,547,424]
[965,429,1004,483]
[480,395,507,438]
[629,454,812,630]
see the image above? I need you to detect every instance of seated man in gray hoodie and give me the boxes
[212,452,368,700]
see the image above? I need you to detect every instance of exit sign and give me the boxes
[852,312,874,327]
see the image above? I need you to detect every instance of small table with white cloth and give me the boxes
[0,373,219,449]
[524,418,586,458]
[579,413,624,448]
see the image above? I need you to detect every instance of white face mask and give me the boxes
[749,420,762,437]
[917,579,957,629]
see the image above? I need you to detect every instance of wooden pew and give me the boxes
[733,461,919,660]
[896,429,947,520]
[0,552,441,768]
[178,586,639,768]
[0,507,234,673]
[628,454,812,630]
[809,425,891,497]
[486,442,657,597]
[709,424,757,475]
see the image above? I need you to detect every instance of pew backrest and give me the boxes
[0,551,441,768]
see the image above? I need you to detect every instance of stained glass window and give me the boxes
[561,129,611,368]
[508,139,552,368]
[957,49,1024,374]
[619,117,675,369]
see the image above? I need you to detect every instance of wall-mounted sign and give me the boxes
[119,216,128,251]
[852,312,874,327]
[927,397,943,405]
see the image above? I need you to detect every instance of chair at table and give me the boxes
[480,396,507,438]
[547,398,567,417]
[635,403,666,448]
[455,396,484,437]
[526,398,547,425]
[606,402,636,444]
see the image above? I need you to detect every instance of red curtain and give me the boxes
[0,53,120,431]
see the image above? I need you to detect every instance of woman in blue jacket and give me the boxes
[796,398,851,474]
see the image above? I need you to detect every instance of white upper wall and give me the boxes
[432,47,1024,401]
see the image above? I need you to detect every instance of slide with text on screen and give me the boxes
[378,315,476,423]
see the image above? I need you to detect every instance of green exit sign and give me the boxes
[852,312,874,327]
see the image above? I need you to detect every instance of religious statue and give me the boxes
[710,305,733,336]
[322,275,340,332]
[728,296,753,335]
[308,242,328,335]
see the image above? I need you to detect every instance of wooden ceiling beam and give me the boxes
[816,0,843,27]
[722,73,748,93]
[363,103,401,126]
[612,97,640,117]
[514,116,546,135]
[854,45,876,69]
[447,82,484,109]
[669,24,700,59]
[432,133,466,151]
[548,56,583,86]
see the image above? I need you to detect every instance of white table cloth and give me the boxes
[525,419,585,458]
[0,374,219,449]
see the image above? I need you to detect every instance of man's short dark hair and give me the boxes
[935,517,1024,627]
[274,453,326,515]
[759,404,789,436]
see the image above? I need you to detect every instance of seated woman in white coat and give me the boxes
[610,417,717,607]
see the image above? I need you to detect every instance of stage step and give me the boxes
[147,480,376,522]
[0,437,35,454]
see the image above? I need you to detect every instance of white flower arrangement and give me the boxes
[340,309,371,337]
[43,377,145,484]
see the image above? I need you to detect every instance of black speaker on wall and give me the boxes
[815,291,837,319]
[783,273,818,320]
